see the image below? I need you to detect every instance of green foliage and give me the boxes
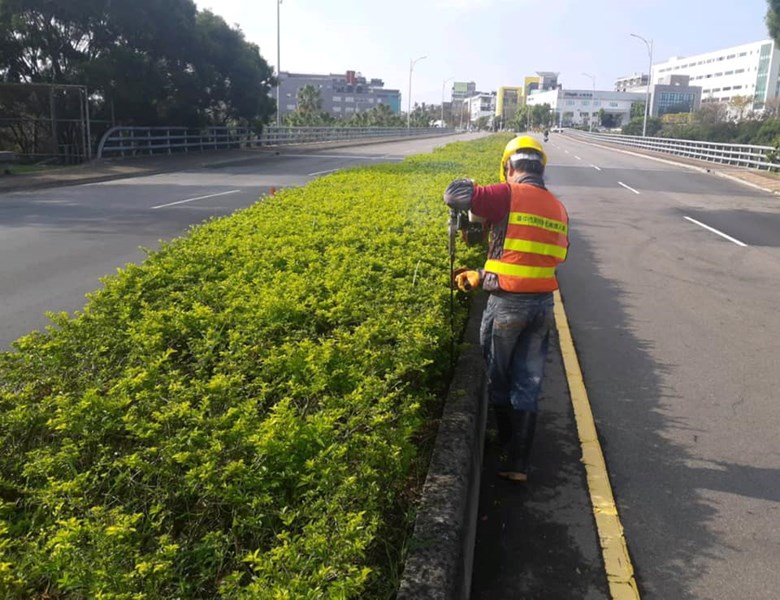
[284,84,334,127]
[0,135,507,598]
[513,103,553,131]
[622,116,663,136]
[630,101,646,120]
[0,0,275,127]
[767,0,780,46]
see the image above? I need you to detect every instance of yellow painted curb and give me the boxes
[553,290,641,600]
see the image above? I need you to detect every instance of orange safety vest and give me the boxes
[484,183,569,293]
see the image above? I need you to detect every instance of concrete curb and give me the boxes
[397,293,487,600]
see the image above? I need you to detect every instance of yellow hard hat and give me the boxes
[499,135,547,182]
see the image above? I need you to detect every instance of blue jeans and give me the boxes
[479,292,554,413]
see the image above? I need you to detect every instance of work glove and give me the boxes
[444,178,475,211]
[454,269,481,292]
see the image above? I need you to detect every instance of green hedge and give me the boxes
[0,134,510,599]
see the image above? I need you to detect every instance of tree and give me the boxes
[630,101,646,119]
[0,0,275,130]
[767,0,780,45]
[599,109,620,129]
[285,85,335,126]
[622,116,662,136]
[529,103,552,128]
[728,95,753,121]
[365,102,403,127]
[512,105,531,131]
[695,102,729,125]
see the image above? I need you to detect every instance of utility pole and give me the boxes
[441,77,454,126]
[582,73,596,132]
[407,56,427,129]
[277,0,282,126]
[631,33,654,137]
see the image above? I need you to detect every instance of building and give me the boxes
[523,72,560,100]
[495,86,523,128]
[275,70,401,121]
[615,73,649,93]
[651,74,702,117]
[652,39,780,111]
[526,88,644,129]
[458,92,496,128]
[451,81,476,104]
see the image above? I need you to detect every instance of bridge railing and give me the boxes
[97,126,454,159]
[570,130,780,171]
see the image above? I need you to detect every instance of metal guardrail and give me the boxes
[571,131,780,172]
[97,125,454,159]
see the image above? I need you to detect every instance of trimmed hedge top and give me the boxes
[0,135,510,599]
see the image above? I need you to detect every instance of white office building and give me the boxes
[460,92,497,126]
[652,39,780,111]
[525,88,644,129]
[615,73,649,93]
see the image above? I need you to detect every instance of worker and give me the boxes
[444,136,569,482]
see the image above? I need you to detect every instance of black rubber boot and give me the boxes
[492,404,513,448]
[497,410,537,482]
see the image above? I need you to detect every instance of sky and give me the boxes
[193,0,773,107]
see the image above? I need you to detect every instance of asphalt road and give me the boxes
[545,133,780,599]
[3,131,779,598]
[0,134,476,349]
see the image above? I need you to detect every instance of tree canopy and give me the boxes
[0,0,276,128]
[767,0,780,46]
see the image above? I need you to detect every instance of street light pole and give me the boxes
[631,33,654,137]
[582,73,596,132]
[276,0,282,126]
[442,77,454,126]
[407,55,427,129]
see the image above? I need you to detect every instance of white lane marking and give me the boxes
[152,189,241,210]
[618,181,640,194]
[684,216,748,247]
[574,155,582,160]
[308,168,339,176]
[592,165,602,171]
[564,150,570,154]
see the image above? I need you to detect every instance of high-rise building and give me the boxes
[615,73,649,93]
[495,86,523,127]
[523,72,560,105]
[451,81,476,104]
[463,92,497,126]
[651,74,702,117]
[274,70,401,120]
[652,39,780,111]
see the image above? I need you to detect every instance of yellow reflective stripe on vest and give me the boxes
[508,212,568,234]
[484,259,557,279]
[503,238,568,259]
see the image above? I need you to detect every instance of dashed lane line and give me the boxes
[617,181,640,195]
[151,189,241,210]
[684,216,748,247]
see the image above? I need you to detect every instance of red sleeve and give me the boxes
[471,183,512,224]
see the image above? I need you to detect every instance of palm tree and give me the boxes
[285,84,328,126]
